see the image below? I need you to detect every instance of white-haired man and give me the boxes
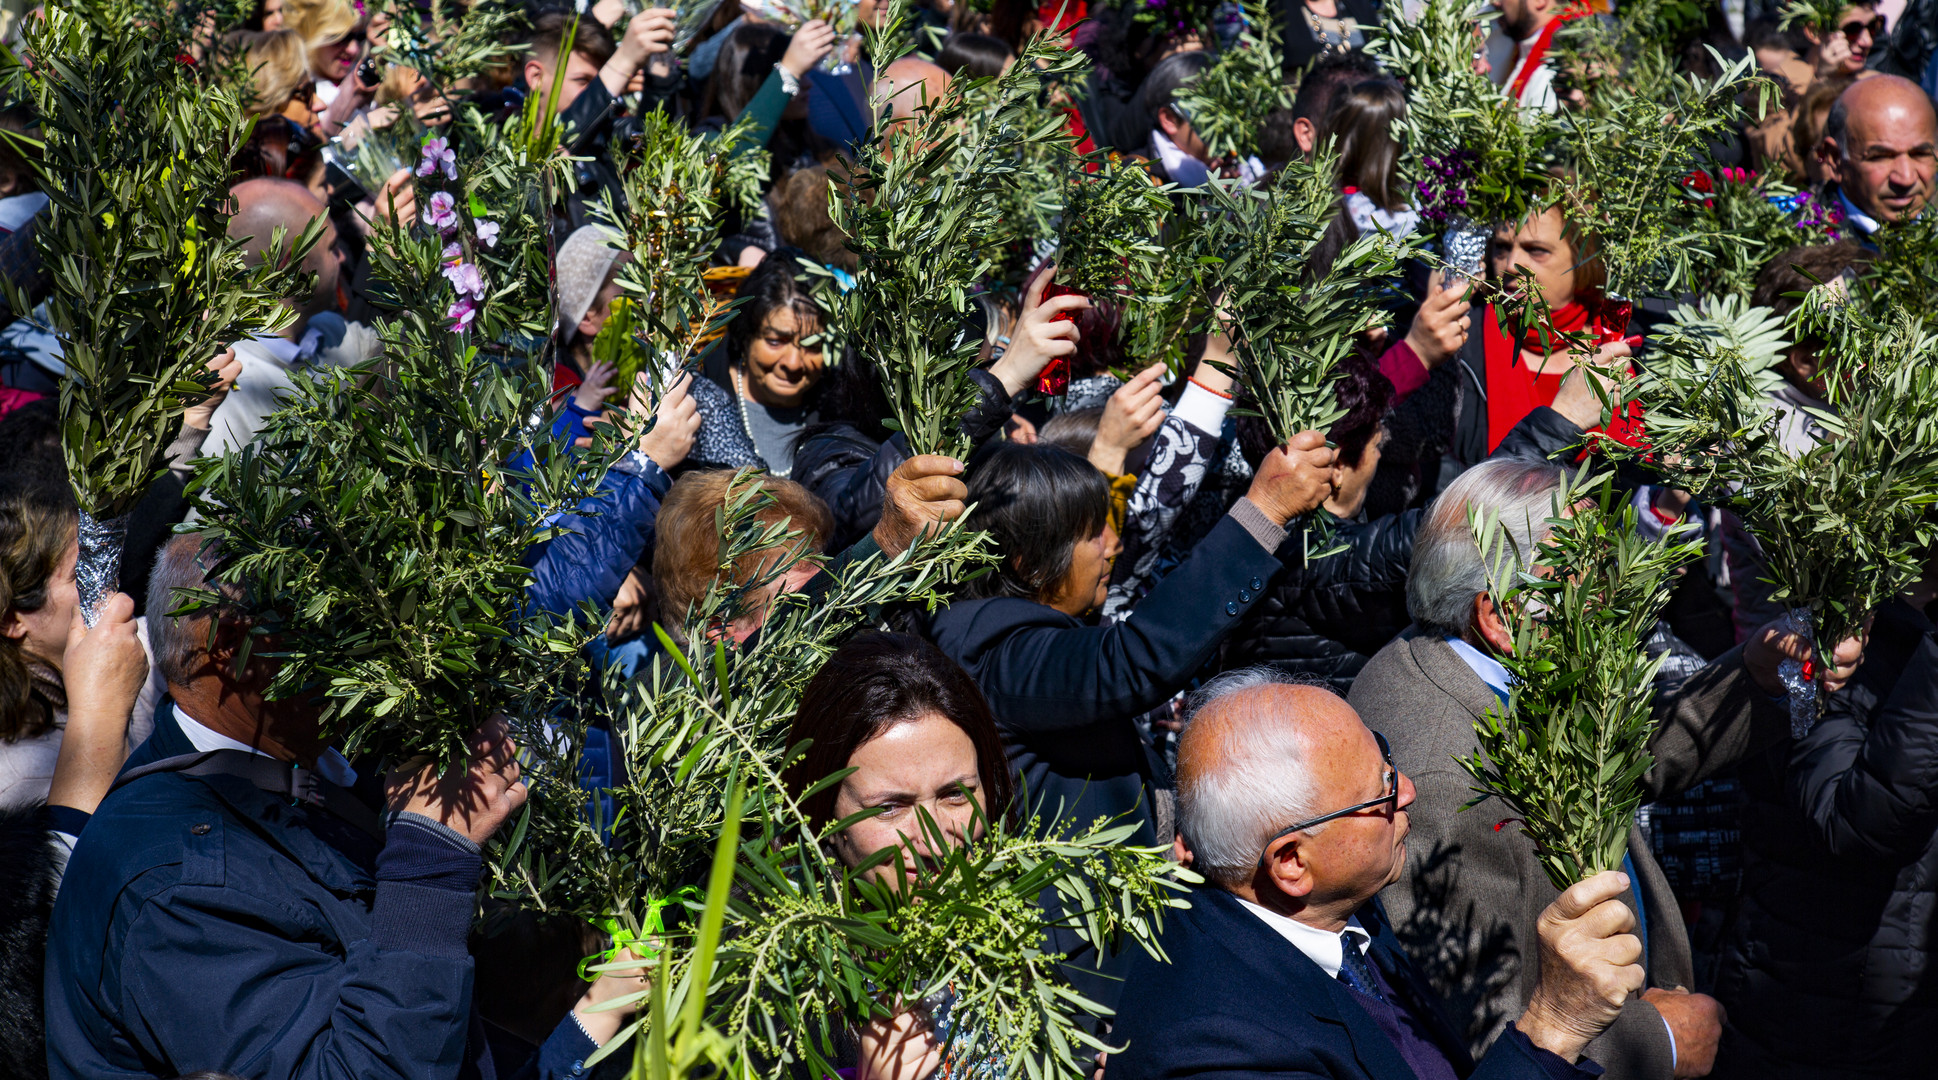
[1108,669,1645,1080]
[1349,458,1864,1080]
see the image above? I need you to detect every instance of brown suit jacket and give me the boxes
[1348,627,1785,1080]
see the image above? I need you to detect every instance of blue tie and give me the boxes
[1337,932,1388,1003]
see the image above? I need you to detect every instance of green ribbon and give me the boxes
[576,887,700,981]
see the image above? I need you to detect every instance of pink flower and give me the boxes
[446,296,478,333]
[443,260,486,300]
[441,242,463,267]
[416,137,457,181]
[474,219,500,249]
[423,191,458,233]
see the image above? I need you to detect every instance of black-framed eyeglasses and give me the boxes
[1842,15,1886,40]
[1256,731,1399,869]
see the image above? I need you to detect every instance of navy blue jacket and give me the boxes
[1107,886,1601,1080]
[929,510,1284,847]
[525,451,671,625]
[43,704,597,1080]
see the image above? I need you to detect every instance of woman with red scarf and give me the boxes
[1423,202,1641,490]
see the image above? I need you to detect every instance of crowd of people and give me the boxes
[3,0,1938,1077]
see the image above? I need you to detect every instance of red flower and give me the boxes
[174,52,197,67]
[1683,170,1714,194]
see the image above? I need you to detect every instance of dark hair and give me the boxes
[1752,240,1872,317]
[1138,49,1213,121]
[934,32,1014,79]
[1038,407,1103,458]
[705,21,790,123]
[0,106,39,196]
[1235,348,1393,470]
[725,246,826,371]
[528,12,617,71]
[780,632,1015,832]
[1291,49,1383,128]
[0,482,76,742]
[1324,78,1407,211]
[0,400,65,497]
[962,442,1111,602]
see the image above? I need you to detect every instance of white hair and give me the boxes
[1176,667,1328,888]
[1405,458,1564,638]
[146,533,247,689]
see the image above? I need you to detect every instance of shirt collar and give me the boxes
[1444,635,1514,702]
[1235,897,1370,979]
[1837,188,1883,236]
[173,702,358,788]
[252,325,324,367]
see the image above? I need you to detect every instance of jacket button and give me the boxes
[1250,576,1265,591]
[1239,590,1253,603]
[191,824,211,835]
[1225,601,1239,616]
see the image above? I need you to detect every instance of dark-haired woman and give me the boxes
[778,631,1016,1080]
[1324,77,1420,239]
[696,248,832,475]
[791,270,1085,550]
[929,434,1337,847]
[933,32,1015,79]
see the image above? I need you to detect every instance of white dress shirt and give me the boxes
[173,702,358,788]
[1236,896,1372,979]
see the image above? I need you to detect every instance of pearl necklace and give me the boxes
[732,365,789,478]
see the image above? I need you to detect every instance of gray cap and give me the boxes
[555,224,626,342]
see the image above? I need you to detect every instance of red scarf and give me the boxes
[1482,296,1644,454]
[1508,4,1590,102]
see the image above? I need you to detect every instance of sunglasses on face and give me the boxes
[1842,15,1885,40]
[1255,730,1400,869]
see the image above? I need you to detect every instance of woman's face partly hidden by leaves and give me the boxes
[830,713,986,888]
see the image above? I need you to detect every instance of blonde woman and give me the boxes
[282,0,374,134]
[221,28,313,120]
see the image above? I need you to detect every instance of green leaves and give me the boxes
[1550,46,1771,298]
[1055,153,1174,300]
[827,19,1085,457]
[191,101,597,769]
[16,0,306,523]
[1459,469,1701,890]
[1171,1,1293,162]
[1615,295,1938,694]
[1211,153,1414,448]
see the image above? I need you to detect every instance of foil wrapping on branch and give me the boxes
[75,508,129,628]
[1778,606,1820,739]
[1442,216,1490,284]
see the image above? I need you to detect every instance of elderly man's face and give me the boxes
[1291,701,1416,904]
[1826,82,1938,223]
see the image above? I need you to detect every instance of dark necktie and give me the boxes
[1337,932,1388,1004]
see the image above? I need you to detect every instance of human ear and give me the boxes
[1474,593,1515,654]
[1293,116,1316,156]
[1263,833,1317,899]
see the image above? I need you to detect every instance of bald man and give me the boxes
[201,178,381,458]
[876,55,951,128]
[1819,74,1938,234]
[1107,669,1646,1080]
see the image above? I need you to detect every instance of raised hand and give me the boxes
[1517,869,1648,1063]
[1243,430,1338,527]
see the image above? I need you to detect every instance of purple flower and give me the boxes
[443,260,486,300]
[474,219,500,249]
[441,241,463,267]
[416,137,457,181]
[446,296,478,333]
[424,191,458,233]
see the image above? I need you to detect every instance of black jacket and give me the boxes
[1715,600,1938,1079]
[793,369,1017,552]
[1221,508,1421,694]
[928,510,1284,846]
[1106,887,1598,1080]
[1221,403,1588,693]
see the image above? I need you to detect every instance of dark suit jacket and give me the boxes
[1349,628,1784,1080]
[1106,885,1597,1080]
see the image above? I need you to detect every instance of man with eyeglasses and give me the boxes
[1817,73,1938,236]
[1107,669,1647,1080]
